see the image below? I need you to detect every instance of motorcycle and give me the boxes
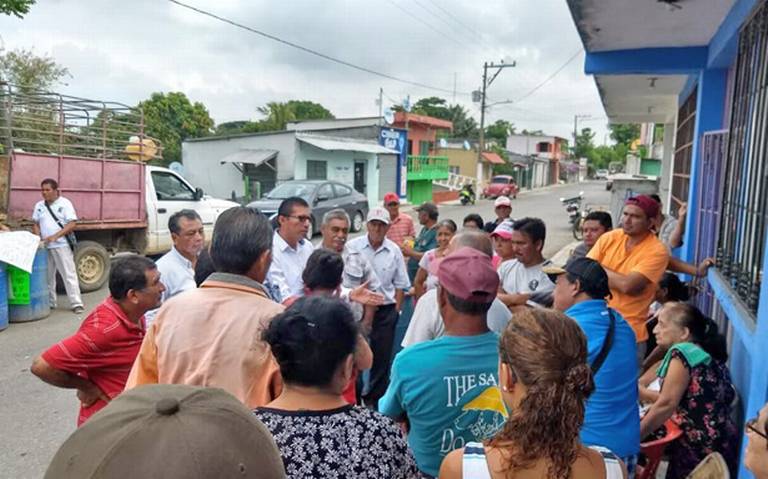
[560,191,585,240]
[459,184,476,205]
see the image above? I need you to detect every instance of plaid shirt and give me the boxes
[386,212,415,246]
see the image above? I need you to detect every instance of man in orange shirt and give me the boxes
[383,192,415,246]
[126,207,284,408]
[587,195,669,360]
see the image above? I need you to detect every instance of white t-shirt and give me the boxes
[401,288,512,348]
[32,196,77,249]
[497,259,555,296]
[417,248,441,291]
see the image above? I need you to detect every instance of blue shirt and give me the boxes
[379,332,505,476]
[565,299,640,457]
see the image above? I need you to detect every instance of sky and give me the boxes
[0,0,612,145]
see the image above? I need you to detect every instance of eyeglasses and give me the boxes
[386,202,399,207]
[746,417,768,441]
[288,215,312,223]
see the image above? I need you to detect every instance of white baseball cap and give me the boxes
[494,196,512,207]
[367,206,390,225]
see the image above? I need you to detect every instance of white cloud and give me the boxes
[0,0,611,143]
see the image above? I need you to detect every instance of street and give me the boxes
[0,180,609,479]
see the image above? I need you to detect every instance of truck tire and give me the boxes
[75,241,110,293]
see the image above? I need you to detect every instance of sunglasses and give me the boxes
[746,416,768,441]
[386,202,399,207]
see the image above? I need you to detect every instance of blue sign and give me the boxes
[379,127,408,198]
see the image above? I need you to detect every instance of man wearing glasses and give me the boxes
[383,192,415,247]
[266,196,315,304]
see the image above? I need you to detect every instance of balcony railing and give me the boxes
[406,155,449,181]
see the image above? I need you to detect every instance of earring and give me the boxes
[501,385,509,392]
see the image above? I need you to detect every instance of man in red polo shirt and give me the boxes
[31,255,164,426]
[383,192,415,246]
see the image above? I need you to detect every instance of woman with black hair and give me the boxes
[639,302,738,477]
[642,272,691,369]
[254,296,419,478]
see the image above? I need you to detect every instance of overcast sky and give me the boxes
[0,0,612,144]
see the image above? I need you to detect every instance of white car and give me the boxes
[595,169,609,180]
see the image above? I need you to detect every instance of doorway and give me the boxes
[354,161,366,194]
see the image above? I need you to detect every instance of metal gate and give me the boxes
[718,2,768,316]
[378,154,397,201]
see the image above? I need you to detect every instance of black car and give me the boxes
[247,180,369,238]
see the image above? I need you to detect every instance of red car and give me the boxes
[483,175,519,199]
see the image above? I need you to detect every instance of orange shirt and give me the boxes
[125,273,284,408]
[587,229,669,342]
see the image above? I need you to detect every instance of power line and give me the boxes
[424,0,489,48]
[410,0,487,54]
[167,0,470,96]
[381,0,475,54]
[513,48,583,104]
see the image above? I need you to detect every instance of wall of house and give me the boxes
[394,123,437,156]
[181,132,296,200]
[436,148,477,178]
[294,142,380,206]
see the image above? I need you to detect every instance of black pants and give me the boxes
[363,303,398,409]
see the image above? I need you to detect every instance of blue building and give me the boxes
[567,1,768,476]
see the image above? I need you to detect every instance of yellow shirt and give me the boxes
[126,273,285,408]
[587,229,669,342]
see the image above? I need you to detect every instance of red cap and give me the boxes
[438,247,499,303]
[625,195,660,219]
[383,192,400,204]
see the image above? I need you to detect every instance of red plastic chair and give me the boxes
[636,420,684,479]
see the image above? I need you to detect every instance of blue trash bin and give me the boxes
[0,262,8,331]
[9,248,51,323]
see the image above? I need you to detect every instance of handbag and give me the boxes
[44,202,77,250]
[591,309,616,375]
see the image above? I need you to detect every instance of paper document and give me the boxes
[0,231,42,273]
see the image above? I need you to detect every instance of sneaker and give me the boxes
[73,306,85,315]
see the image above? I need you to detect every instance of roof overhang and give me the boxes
[219,149,278,168]
[596,74,688,123]
[296,134,398,155]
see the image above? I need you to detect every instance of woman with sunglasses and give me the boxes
[439,308,627,479]
[745,404,768,478]
[639,302,737,477]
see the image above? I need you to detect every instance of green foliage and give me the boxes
[139,92,214,166]
[0,0,35,18]
[520,129,544,136]
[214,100,335,136]
[484,119,515,143]
[609,123,640,147]
[574,127,596,159]
[257,101,297,131]
[285,100,334,120]
[0,48,68,94]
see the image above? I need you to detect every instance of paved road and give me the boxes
[0,180,610,478]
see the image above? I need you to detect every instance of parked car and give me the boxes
[595,169,609,180]
[247,180,369,238]
[482,175,519,199]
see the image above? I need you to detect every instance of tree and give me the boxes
[484,119,515,143]
[256,102,296,131]
[609,123,640,147]
[0,48,68,94]
[139,92,214,166]
[285,100,334,121]
[574,127,596,160]
[446,104,478,138]
[1,0,35,18]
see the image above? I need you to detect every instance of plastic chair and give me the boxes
[637,420,684,479]
[685,452,730,479]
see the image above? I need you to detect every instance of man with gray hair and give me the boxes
[320,208,383,328]
[144,209,204,326]
[400,229,512,348]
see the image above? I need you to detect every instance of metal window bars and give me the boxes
[0,82,162,161]
[718,2,768,316]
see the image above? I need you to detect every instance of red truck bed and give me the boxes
[7,152,147,230]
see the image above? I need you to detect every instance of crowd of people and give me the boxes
[27,178,764,478]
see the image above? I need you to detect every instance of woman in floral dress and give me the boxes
[639,303,738,478]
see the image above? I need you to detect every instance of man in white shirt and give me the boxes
[144,209,204,326]
[347,206,411,408]
[32,178,84,314]
[401,229,512,348]
[493,217,555,309]
[266,197,315,304]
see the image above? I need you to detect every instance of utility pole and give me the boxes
[476,60,516,168]
[572,114,591,157]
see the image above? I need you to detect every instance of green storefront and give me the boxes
[406,155,449,204]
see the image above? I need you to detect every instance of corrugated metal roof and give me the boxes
[219,149,278,166]
[481,152,506,164]
[297,134,398,154]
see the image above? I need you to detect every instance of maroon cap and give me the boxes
[625,195,660,219]
[438,247,500,303]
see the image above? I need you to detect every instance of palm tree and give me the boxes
[257,102,296,131]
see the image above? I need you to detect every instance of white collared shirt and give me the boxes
[32,196,77,249]
[347,235,410,305]
[145,246,197,326]
[267,231,315,302]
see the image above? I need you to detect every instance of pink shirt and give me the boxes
[386,212,416,246]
